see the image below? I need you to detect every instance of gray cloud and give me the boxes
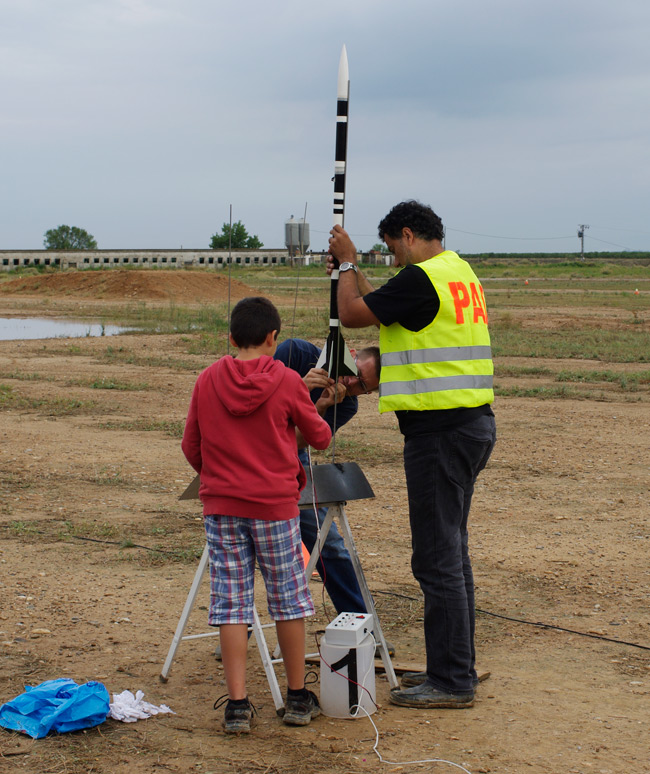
[1,0,649,253]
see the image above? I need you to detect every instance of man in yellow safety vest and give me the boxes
[328,200,496,709]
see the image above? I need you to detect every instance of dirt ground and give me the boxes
[0,271,648,774]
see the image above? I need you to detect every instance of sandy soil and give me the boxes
[0,271,648,774]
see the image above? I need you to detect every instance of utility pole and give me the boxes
[577,224,589,260]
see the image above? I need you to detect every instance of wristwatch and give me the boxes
[338,261,358,274]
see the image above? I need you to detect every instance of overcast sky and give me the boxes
[2,0,649,254]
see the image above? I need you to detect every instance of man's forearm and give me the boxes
[355,267,375,296]
[328,225,380,327]
[337,271,380,328]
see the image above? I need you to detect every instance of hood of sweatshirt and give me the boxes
[209,355,286,416]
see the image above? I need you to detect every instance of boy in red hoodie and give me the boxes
[182,297,332,734]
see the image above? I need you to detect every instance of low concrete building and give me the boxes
[0,249,391,272]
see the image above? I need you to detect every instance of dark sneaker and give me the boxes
[400,670,489,688]
[213,695,256,734]
[282,689,321,726]
[389,682,474,709]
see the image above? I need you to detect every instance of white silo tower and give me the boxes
[285,216,310,262]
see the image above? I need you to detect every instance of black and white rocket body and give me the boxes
[316,45,358,380]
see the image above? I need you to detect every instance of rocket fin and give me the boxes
[316,328,357,379]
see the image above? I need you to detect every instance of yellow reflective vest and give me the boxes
[378,251,494,413]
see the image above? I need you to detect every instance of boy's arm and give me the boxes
[295,381,346,449]
[289,374,332,451]
[181,384,202,473]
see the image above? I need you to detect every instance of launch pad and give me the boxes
[160,462,398,713]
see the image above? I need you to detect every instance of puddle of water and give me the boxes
[0,317,135,341]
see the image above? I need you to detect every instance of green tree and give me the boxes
[210,221,263,249]
[370,242,390,254]
[44,225,98,250]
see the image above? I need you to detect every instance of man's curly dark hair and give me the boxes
[378,200,444,242]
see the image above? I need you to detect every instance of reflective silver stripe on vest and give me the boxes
[379,374,493,397]
[381,346,492,367]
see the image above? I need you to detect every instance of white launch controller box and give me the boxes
[324,612,373,647]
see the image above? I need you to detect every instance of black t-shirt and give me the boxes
[363,264,493,436]
[363,265,439,332]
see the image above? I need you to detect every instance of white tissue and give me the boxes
[109,689,175,723]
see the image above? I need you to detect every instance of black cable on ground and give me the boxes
[68,534,181,555]
[371,589,648,650]
[476,608,650,651]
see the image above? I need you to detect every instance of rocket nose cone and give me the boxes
[337,45,349,99]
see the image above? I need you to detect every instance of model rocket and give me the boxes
[332,44,350,230]
[316,45,358,379]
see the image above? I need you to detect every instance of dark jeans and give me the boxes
[403,413,496,694]
[298,449,366,614]
[299,505,366,614]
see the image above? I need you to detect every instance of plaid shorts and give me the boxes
[204,515,314,626]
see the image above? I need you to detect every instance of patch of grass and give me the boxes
[279,305,330,342]
[7,520,41,535]
[117,543,204,565]
[4,517,204,566]
[58,520,119,539]
[87,465,146,488]
[0,383,14,403]
[492,328,650,362]
[184,332,226,356]
[75,377,150,390]
[555,369,650,389]
[495,365,553,377]
[472,259,650,279]
[492,312,523,330]
[492,384,645,401]
[310,435,401,466]
[494,364,650,393]
[2,371,52,382]
[99,418,184,438]
[100,346,200,371]
[495,385,593,399]
[87,466,129,487]
[0,473,32,492]
[106,300,231,335]
[0,386,100,415]
[44,396,101,415]
[485,286,648,313]
[102,344,135,363]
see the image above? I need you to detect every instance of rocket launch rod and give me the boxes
[316,45,357,380]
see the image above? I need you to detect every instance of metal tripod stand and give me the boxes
[160,462,398,713]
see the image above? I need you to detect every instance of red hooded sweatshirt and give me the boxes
[182,354,331,520]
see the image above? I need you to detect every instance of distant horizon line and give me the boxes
[2,247,648,257]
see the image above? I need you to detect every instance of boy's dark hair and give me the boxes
[378,200,444,243]
[230,297,281,349]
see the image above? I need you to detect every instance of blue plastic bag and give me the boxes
[0,678,110,738]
